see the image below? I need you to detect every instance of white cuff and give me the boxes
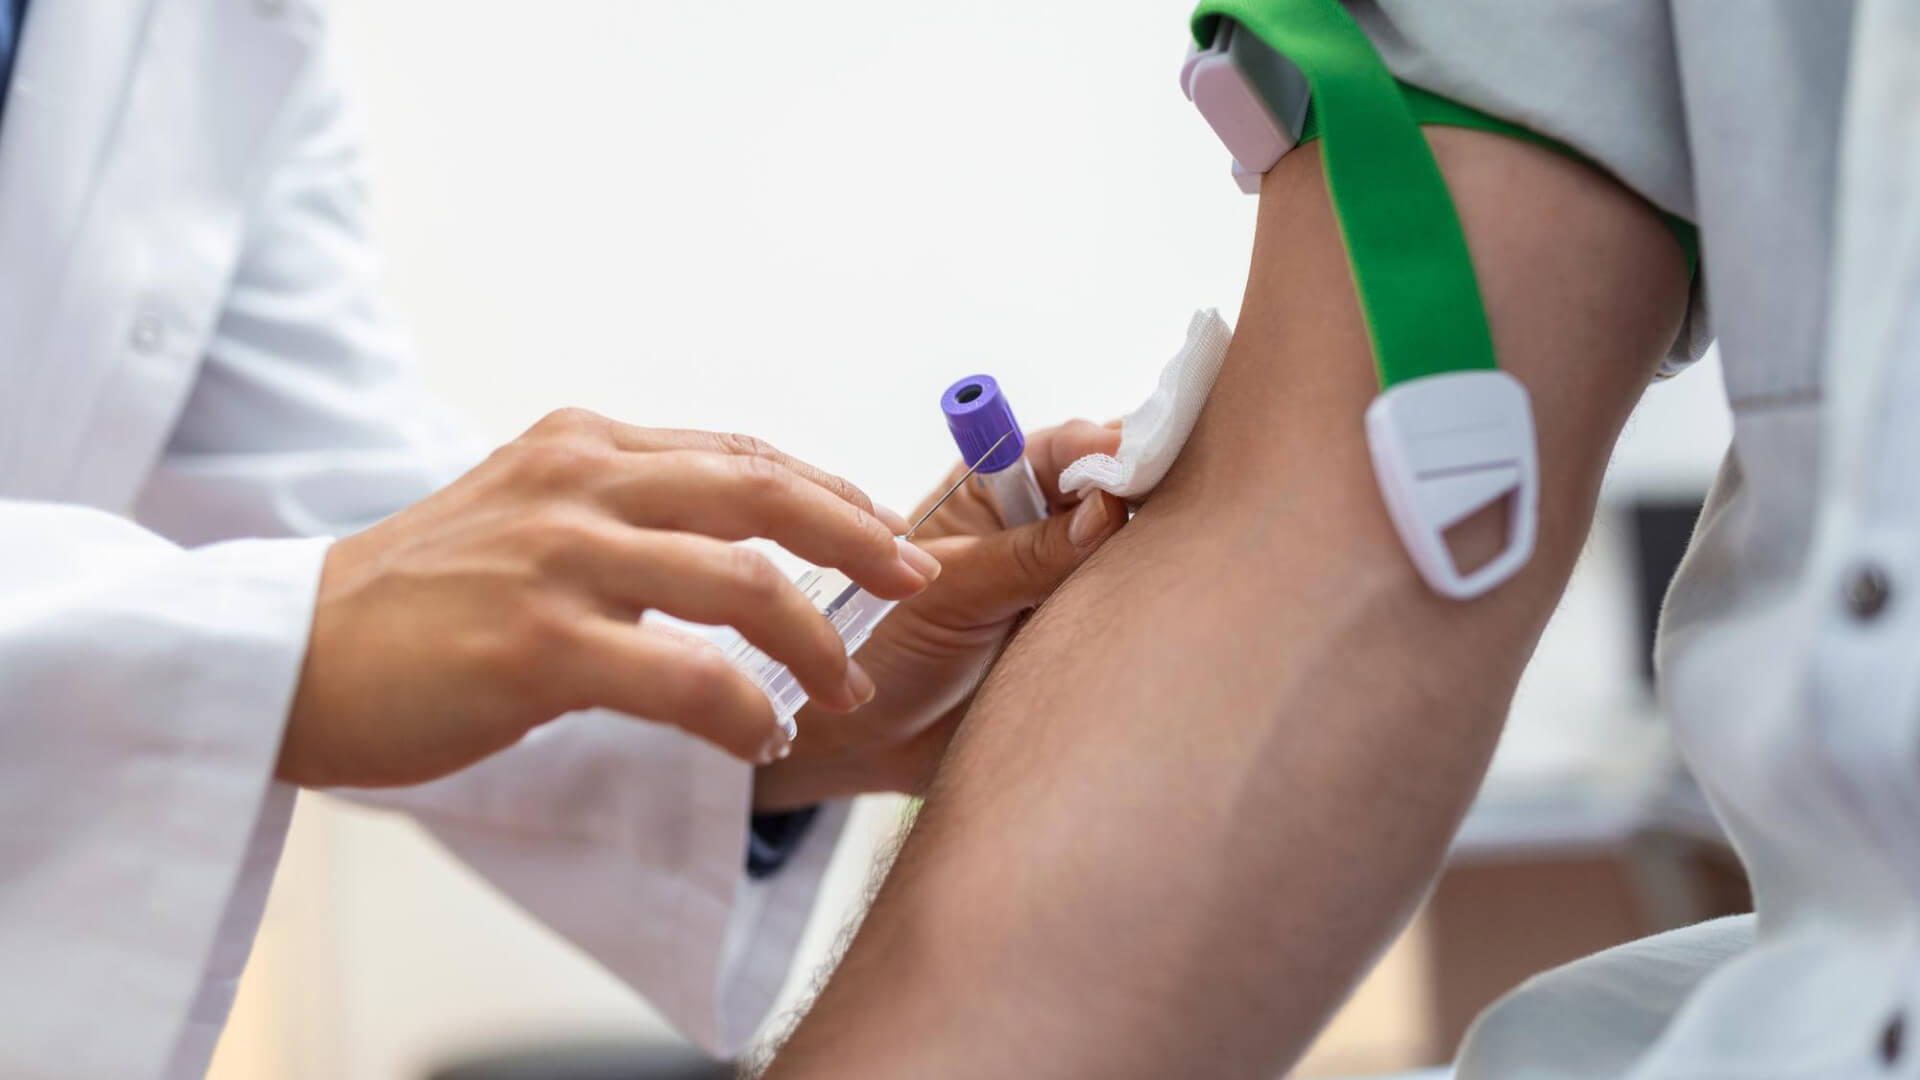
[379,712,850,1058]
[0,530,328,1079]
[681,744,852,1054]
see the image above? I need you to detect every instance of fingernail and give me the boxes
[875,504,913,536]
[756,725,793,765]
[1069,495,1112,549]
[895,537,943,582]
[845,660,877,706]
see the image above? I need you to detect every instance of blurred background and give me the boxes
[207,1,1738,1076]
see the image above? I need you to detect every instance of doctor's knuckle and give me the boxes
[510,441,608,491]
[712,431,780,462]
[849,510,895,555]
[531,406,604,438]
[729,454,793,501]
[724,549,787,601]
[529,510,605,563]
[510,600,582,664]
[822,474,873,512]
[674,650,743,716]
[474,616,550,680]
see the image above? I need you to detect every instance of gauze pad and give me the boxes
[1058,309,1233,501]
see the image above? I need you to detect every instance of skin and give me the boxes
[764,127,1691,1077]
[284,405,1127,800]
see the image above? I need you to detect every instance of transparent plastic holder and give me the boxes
[718,567,897,740]
[724,377,1051,741]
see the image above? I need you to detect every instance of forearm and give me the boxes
[770,128,1688,1077]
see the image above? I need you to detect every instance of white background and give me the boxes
[208,2,1732,1076]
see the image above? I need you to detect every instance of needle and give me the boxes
[902,431,1013,539]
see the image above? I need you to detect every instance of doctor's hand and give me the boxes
[752,420,1127,812]
[281,409,940,788]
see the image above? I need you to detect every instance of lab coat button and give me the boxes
[129,314,165,355]
[1881,1011,1905,1066]
[1844,564,1892,620]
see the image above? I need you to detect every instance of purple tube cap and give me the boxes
[941,374,1026,473]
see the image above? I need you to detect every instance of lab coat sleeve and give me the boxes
[130,21,844,1056]
[361,722,854,1055]
[0,501,327,1079]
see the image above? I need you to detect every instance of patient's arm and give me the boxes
[766,128,1690,1078]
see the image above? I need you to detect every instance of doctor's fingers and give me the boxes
[562,619,790,764]
[571,529,869,714]
[525,411,911,534]
[1025,419,1123,508]
[594,450,940,600]
[916,491,1127,625]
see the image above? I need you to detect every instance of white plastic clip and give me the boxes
[1181,20,1310,194]
[1364,371,1538,599]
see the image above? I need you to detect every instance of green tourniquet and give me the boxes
[1299,83,1700,277]
[1193,0,1496,387]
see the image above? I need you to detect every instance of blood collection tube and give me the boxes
[719,375,1050,751]
[941,375,1049,527]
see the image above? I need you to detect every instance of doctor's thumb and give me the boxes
[932,491,1128,624]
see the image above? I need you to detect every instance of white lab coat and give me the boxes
[0,3,847,1078]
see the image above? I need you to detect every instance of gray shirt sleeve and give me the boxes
[1349,0,1711,367]
[1354,0,1694,220]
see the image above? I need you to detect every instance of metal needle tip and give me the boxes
[903,431,1013,539]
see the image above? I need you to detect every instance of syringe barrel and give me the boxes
[723,373,1048,743]
[719,566,897,740]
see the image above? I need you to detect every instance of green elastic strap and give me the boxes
[1298,83,1700,277]
[1192,0,1494,387]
